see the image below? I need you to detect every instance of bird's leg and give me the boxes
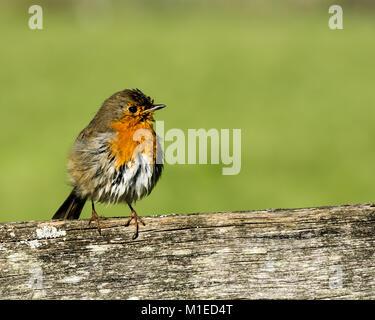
[125,203,145,240]
[88,200,106,235]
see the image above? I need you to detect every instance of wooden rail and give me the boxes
[0,203,374,299]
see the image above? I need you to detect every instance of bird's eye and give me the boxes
[128,106,137,113]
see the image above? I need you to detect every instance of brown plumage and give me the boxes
[52,89,166,239]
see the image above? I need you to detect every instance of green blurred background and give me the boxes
[1,0,375,222]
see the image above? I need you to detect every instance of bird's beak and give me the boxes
[148,104,166,112]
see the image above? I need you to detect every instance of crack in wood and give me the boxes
[0,203,374,299]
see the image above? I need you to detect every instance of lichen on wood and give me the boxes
[0,204,374,299]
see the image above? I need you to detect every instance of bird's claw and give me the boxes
[88,209,106,235]
[125,210,145,240]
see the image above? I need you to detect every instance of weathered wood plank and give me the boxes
[0,204,375,299]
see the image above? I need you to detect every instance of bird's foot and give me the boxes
[125,210,145,240]
[88,208,106,235]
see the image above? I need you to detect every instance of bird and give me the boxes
[52,88,166,239]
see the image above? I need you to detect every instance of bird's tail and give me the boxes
[52,188,87,220]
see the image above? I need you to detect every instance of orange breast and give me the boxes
[109,117,157,169]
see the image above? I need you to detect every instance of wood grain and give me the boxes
[0,203,375,299]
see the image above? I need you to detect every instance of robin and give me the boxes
[52,89,166,239]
